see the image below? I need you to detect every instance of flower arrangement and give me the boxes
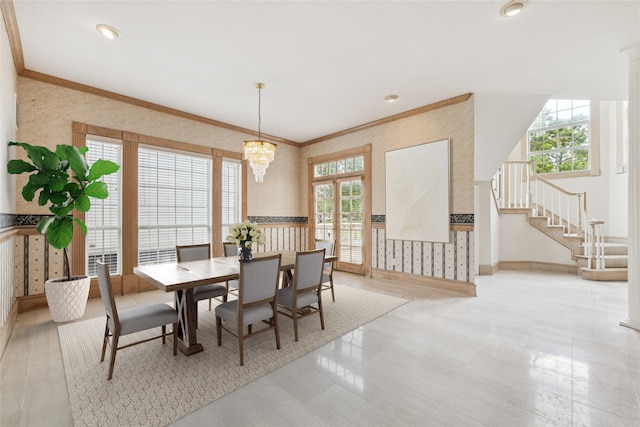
[227,220,265,249]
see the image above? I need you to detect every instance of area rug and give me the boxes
[58,285,407,426]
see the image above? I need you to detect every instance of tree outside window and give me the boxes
[528,100,590,174]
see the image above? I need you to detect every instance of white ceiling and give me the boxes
[12,0,640,143]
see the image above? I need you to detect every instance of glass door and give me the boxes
[337,178,364,273]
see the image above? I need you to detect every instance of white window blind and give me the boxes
[85,137,122,276]
[339,179,363,264]
[138,147,211,265]
[221,159,242,241]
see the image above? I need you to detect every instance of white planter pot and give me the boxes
[44,275,91,322]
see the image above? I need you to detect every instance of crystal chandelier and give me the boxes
[243,83,276,182]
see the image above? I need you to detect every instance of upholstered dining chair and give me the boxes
[215,253,282,366]
[96,261,178,380]
[176,244,228,314]
[314,239,336,302]
[277,248,326,342]
[223,242,240,293]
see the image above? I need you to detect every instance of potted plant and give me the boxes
[7,141,120,322]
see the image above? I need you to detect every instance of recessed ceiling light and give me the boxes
[384,94,399,103]
[500,0,527,17]
[96,24,119,40]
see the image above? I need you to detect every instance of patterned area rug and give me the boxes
[58,285,407,426]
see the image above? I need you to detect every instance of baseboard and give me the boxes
[478,263,499,275]
[499,261,579,275]
[371,268,476,296]
[0,301,19,360]
[17,293,48,313]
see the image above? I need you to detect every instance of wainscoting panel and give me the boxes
[256,225,307,253]
[371,228,474,283]
[12,232,65,298]
[0,235,16,331]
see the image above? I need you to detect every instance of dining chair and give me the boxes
[314,239,336,302]
[277,248,326,342]
[96,261,178,380]
[223,242,240,293]
[176,244,228,315]
[215,253,282,366]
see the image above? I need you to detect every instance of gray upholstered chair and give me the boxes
[176,244,228,314]
[215,253,282,366]
[96,261,178,380]
[277,248,326,341]
[314,239,336,301]
[223,242,240,292]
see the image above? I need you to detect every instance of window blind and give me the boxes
[138,147,211,265]
[85,138,122,276]
[221,159,242,241]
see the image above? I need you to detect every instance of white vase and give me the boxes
[44,275,91,322]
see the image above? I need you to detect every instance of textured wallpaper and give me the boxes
[15,77,303,216]
[300,97,474,215]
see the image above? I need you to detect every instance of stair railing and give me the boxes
[494,161,605,270]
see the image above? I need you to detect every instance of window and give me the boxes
[314,155,364,177]
[138,147,211,265]
[314,183,334,240]
[528,99,591,174]
[221,159,242,240]
[85,137,122,276]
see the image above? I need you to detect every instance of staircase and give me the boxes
[494,161,628,282]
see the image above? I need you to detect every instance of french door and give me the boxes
[314,177,364,274]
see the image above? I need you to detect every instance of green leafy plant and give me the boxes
[7,141,120,280]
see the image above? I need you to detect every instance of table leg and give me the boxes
[282,269,293,287]
[174,289,204,355]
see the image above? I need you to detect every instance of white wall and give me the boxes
[1,7,17,214]
[474,92,549,182]
[607,101,628,239]
[499,213,574,265]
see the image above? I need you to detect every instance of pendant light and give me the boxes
[243,83,277,182]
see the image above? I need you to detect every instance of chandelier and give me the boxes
[243,83,276,182]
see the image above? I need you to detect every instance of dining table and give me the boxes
[133,250,337,355]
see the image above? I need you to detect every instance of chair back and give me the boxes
[223,242,237,257]
[176,243,210,262]
[96,260,119,327]
[294,249,325,292]
[315,239,335,272]
[239,254,282,305]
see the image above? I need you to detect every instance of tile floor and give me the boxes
[1,270,639,426]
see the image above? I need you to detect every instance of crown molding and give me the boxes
[299,93,473,146]
[1,0,24,73]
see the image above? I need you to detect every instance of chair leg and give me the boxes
[107,334,119,380]
[293,304,299,342]
[273,304,281,350]
[238,330,244,366]
[162,325,166,344]
[100,320,110,362]
[318,289,325,330]
[330,276,335,302]
[216,316,222,346]
[209,298,212,311]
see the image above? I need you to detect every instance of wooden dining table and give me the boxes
[133,250,337,355]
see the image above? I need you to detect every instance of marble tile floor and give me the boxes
[1,270,639,426]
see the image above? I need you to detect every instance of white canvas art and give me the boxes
[385,139,450,242]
